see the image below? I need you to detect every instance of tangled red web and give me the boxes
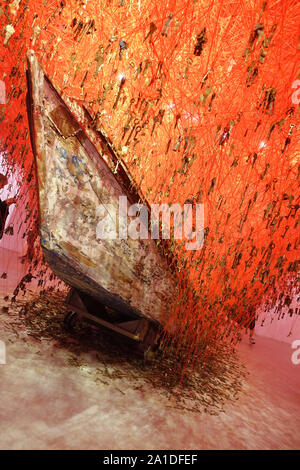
[0,0,299,356]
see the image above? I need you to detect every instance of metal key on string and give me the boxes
[125,118,140,146]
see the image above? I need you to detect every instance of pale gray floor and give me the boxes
[0,293,299,450]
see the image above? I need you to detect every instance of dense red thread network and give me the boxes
[0,0,299,355]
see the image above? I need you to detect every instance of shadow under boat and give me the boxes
[26,51,177,351]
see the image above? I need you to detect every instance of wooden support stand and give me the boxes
[64,288,162,353]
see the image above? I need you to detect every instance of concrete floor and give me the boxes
[0,287,299,451]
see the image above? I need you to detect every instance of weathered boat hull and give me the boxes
[26,51,175,325]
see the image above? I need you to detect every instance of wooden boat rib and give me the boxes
[26,50,176,341]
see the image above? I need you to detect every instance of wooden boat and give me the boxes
[26,51,176,348]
